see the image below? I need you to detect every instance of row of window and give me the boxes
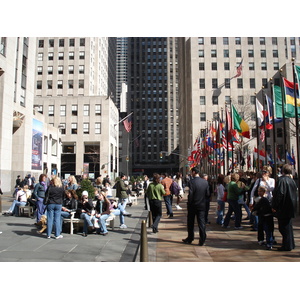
[36,104,101,117]
[36,79,85,89]
[37,51,85,61]
[38,38,86,48]
[198,37,298,46]
[198,49,281,58]
[200,95,256,106]
[37,65,85,75]
[199,78,259,89]
[199,62,280,71]
[58,122,101,135]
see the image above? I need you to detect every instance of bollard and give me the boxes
[148,210,153,227]
[140,220,148,262]
[0,197,2,213]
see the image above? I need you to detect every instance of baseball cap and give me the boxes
[82,191,88,196]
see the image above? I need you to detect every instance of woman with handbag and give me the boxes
[44,176,65,239]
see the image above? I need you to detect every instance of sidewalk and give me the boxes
[144,194,300,262]
[0,194,147,262]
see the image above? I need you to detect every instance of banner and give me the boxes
[32,119,43,170]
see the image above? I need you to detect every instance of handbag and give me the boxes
[43,186,51,205]
[222,190,228,202]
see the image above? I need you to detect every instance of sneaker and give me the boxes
[55,235,63,239]
[266,244,273,250]
[175,205,182,210]
[47,236,51,239]
[120,224,127,229]
[258,240,265,246]
[221,224,230,228]
[234,226,243,230]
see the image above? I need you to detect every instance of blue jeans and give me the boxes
[163,195,173,216]
[112,203,125,225]
[14,201,26,216]
[46,204,62,237]
[217,200,225,224]
[36,198,46,222]
[60,211,71,233]
[80,212,93,234]
[8,200,18,213]
[98,214,109,234]
[223,199,241,227]
[118,197,128,211]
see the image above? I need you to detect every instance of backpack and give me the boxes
[170,180,181,196]
[253,179,261,197]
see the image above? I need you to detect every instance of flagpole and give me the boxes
[280,69,288,163]
[225,105,229,174]
[254,93,260,172]
[221,107,226,175]
[262,87,268,166]
[270,78,278,181]
[230,98,234,172]
[291,58,300,214]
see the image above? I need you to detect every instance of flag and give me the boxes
[247,153,251,169]
[226,106,240,144]
[232,105,250,138]
[256,98,266,127]
[233,59,243,78]
[265,95,274,129]
[254,147,266,161]
[283,77,300,118]
[123,114,132,132]
[260,128,265,142]
[274,85,283,118]
[286,151,295,165]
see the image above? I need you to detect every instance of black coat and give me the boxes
[272,175,297,219]
[188,176,211,210]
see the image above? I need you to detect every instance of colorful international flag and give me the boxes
[232,105,250,139]
[283,77,300,118]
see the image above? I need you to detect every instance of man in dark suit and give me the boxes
[272,164,297,251]
[182,167,211,246]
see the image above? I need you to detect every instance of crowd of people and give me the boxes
[2,173,133,239]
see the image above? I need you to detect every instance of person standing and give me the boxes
[33,174,48,223]
[161,173,174,218]
[44,176,65,239]
[143,175,150,210]
[272,164,297,251]
[182,167,210,246]
[115,173,129,214]
[146,173,166,233]
[216,174,225,225]
[174,172,184,210]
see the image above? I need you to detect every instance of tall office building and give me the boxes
[177,37,300,174]
[34,37,119,179]
[127,37,179,176]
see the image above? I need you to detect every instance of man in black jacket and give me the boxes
[272,164,297,251]
[182,167,211,246]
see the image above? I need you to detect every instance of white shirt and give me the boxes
[250,177,275,205]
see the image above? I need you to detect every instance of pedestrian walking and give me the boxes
[161,173,174,218]
[182,167,210,246]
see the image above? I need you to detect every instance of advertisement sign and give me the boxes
[32,119,43,170]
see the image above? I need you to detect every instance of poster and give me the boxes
[32,119,43,170]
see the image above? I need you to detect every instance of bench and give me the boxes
[18,205,34,218]
[63,211,115,235]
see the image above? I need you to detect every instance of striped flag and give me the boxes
[233,59,243,78]
[123,114,132,132]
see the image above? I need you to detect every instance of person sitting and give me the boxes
[60,189,78,233]
[66,175,78,190]
[76,191,94,237]
[94,192,111,235]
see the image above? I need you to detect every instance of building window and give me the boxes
[198,50,204,57]
[37,53,43,61]
[200,112,206,122]
[68,65,74,74]
[38,39,44,48]
[58,52,64,60]
[69,52,74,60]
[37,66,43,75]
[224,49,229,58]
[225,78,230,89]
[272,37,278,45]
[224,62,230,70]
[68,80,73,89]
[79,65,84,74]
[79,51,85,59]
[79,79,84,89]
[72,105,78,116]
[200,96,205,105]
[250,78,256,89]
[49,39,54,47]
[249,62,255,70]
[213,112,219,120]
[44,136,48,154]
[60,105,66,116]
[48,52,54,60]
[95,122,101,134]
[248,37,253,45]
[36,80,42,89]
[48,66,53,75]
[59,39,64,47]
[248,49,254,57]
[235,37,241,45]
[273,50,278,57]
[260,37,265,45]
[58,65,63,74]
[95,104,101,115]
[236,49,242,57]
[211,49,217,57]
[261,50,266,57]
[225,96,231,105]
[83,104,89,116]
[223,37,229,45]
[80,38,85,46]
[261,62,267,70]
[237,78,243,88]
[212,78,218,89]
[51,139,57,156]
[199,78,205,89]
[57,80,63,89]
[212,62,217,70]
[211,37,216,45]
[238,96,244,105]
[48,105,54,116]
[83,123,89,134]
[198,37,204,45]
[212,96,218,105]
[59,123,66,134]
[199,62,205,70]
[262,78,268,88]
[71,123,77,134]
[47,80,52,89]
[69,38,75,47]
[274,62,279,70]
